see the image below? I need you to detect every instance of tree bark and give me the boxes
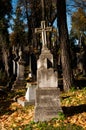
[57,0,74,91]
[2,47,9,77]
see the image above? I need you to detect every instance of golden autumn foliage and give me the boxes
[72,8,86,32]
[0,88,86,129]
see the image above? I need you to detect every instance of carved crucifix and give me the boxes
[35,21,52,48]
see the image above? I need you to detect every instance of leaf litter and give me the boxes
[0,88,86,129]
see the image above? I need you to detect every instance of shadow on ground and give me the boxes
[62,104,86,117]
[0,97,15,116]
[75,79,86,89]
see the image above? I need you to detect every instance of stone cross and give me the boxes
[35,21,52,49]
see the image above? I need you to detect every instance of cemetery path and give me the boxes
[0,88,86,130]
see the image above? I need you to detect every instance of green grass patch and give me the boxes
[13,122,84,130]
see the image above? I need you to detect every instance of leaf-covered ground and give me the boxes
[0,88,86,130]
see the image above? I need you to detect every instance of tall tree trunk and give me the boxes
[2,47,9,77]
[41,0,45,20]
[24,0,32,45]
[57,0,74,91]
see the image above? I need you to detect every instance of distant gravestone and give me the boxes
[17,81,37,107]
[12,48,26,90]
[34,21,62,122]
[25,82,37,103]
[12,46,19,77]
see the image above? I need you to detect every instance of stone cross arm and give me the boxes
[35,21,52,47]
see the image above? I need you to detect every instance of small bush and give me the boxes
[70,86,76,92]
[57,112,65,121]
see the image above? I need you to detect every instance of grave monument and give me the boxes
[17,80,37,107]
[34,21,62,122]
[12,48,26,90]
[17,60,37,106]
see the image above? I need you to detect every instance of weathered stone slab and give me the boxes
[34,87,62,122]
[12,57,26,90]
[37,67,57,88]
[37,47,58,88]
[17,82,37,107]
[25,82,37,101]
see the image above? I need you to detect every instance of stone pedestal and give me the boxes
[17,82,37,106]
[12,59,26,90]
[34,87,62,122]
[25,82,37,102]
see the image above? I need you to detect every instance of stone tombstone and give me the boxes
[37,47,58,88]
[34,21,62,122]
[17,48,25,79]
[25,82,37,102]
[12,48,26,90]
[17,60,25,80]
[12,46,19,77]
[17,81,37,107]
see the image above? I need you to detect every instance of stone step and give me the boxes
[34,106,62,122]
[35,87,61,107]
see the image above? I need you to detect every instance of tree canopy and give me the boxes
[0,0,12,46]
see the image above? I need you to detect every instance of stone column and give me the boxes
[13,60,16,76]
[16,59,25,80]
